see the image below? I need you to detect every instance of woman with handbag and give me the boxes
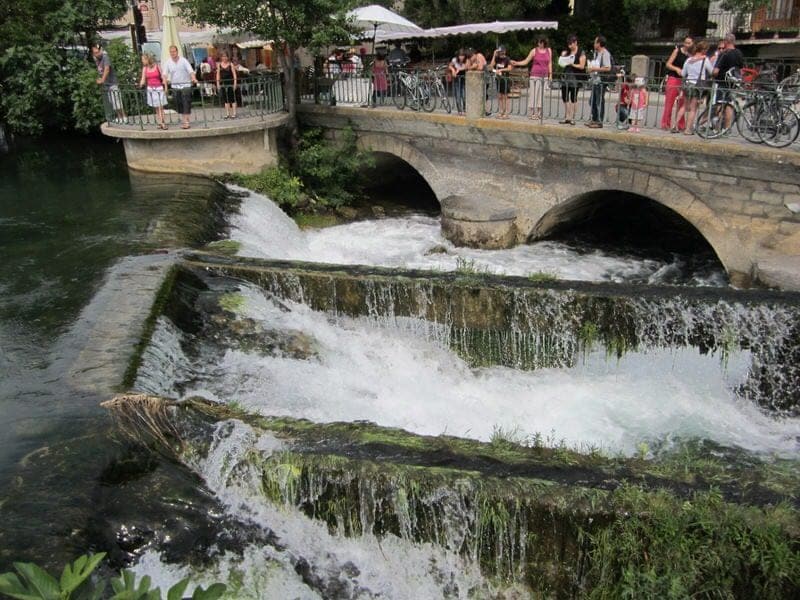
[677,41,712,135]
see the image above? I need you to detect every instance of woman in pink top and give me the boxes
[138,53,167,129]
[512,38,552,120]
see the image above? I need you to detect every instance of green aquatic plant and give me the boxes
[526,271,558,283]
[204,240,241,256]
[0,553,226,600]
[218,293,246,315]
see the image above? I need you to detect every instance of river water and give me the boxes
[1,143,797,596]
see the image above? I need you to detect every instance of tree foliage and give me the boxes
[180,0,356,140]
[0,0,128,135]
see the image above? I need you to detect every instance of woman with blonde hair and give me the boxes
[138,53,167,129]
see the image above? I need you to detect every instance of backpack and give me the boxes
[600,51,621,84]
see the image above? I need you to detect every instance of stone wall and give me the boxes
[101,114,289,175]
[298,104,800,287]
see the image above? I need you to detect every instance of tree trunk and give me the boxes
[278,48,300,147]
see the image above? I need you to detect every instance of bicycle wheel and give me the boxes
[392,82,407,110]
[778,72,800,99]
[420,84,436,112]
[437,84,452,113]
[761,105,800,148]
[736,100,767,143]
[695,102,732,139]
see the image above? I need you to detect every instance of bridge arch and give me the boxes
[529,171,738,277]
[355,134,450,202]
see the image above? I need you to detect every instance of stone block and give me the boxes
[740,202,767,217]
[750,190,779,204]
[698,172,738,185]
[630,55,649,77]
[441,216,518,249]
[770,182,800,194]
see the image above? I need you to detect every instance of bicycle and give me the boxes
[695,69,792,144]
[393,70,435,112]
[427,67,452,113]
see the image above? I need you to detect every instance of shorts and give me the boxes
[106,84,123,111]
[561,82,578,103]
[146,86,167,108]
[173,87,192,114]
[219,84,236,104]
[683,84,706,100]
[496,76,510,95]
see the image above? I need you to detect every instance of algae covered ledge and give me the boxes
[105,394,800,599]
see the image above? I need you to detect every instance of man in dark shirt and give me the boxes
[712,33,744,129]
[713,33,743,83]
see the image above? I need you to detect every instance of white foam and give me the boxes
[139,288,800,458]
[131,419,497,598]
[229,188,726,285]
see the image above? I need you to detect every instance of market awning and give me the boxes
[375,20,558,42]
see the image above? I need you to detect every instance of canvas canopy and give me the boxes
[374,20,558,42]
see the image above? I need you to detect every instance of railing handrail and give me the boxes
[101,72,286,130]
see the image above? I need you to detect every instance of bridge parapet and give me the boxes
[299,104,800,288]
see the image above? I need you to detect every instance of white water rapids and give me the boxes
[128,187,798,597]
[131,420,498,599]
[136,286,800,458]
[228,186,727,286]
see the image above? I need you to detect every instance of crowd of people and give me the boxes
[441,31,745,131]
[93,43,259,127]
[95,29,747,134]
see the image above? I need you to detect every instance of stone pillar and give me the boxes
[631,55,649,78]
[465,71,485,120]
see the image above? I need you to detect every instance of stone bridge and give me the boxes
[298,104,800,288]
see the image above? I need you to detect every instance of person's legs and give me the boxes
[179,89,192,127]
[662,77,680,129]
[598,84,606,122]
[590,84,599,122]
[532,77,544,118]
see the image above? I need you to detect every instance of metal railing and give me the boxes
[101,73,285,130]
[299,65,800,146]
[304,65,462,112]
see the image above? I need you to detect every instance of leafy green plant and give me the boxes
[526,271,557,283]
[0,554,226,600]
[454,257,490,276]
[230,166,305,209]
[293,127,374,207]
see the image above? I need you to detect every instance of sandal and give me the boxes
[181,124,190,129]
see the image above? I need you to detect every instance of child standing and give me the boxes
[616,74,633,129]
[629,77,648,133]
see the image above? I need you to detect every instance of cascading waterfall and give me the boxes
[124,186,799,598]
[134,278,800,457]
[130,419,500,599]
[227,186,728,286]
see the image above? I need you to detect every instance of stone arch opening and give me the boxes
[532,190,727,282]
[358,151,440,215]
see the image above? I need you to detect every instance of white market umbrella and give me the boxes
[347,5,422,51]
[160,0,183,65]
